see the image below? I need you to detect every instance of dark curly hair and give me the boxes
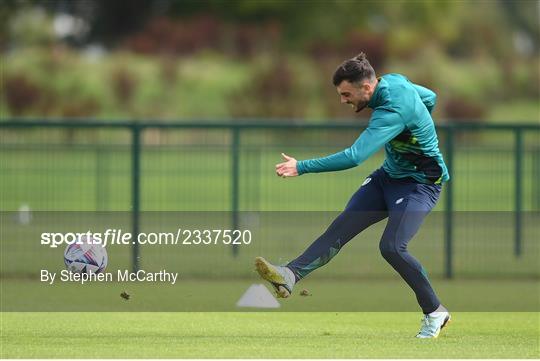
[332,52,376,86]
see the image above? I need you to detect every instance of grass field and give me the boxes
[1,312,538,358]
[1,278,539,312]
[1,278,539,357]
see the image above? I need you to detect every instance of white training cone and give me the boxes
[17,203,31,225]
[236,284,280,308]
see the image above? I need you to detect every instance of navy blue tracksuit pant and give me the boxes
[287,168,442,314]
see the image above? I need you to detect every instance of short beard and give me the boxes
[355,102,368,113]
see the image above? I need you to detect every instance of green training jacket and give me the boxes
[297,73,449,184]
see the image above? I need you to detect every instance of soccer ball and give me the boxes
[64,237,108,274]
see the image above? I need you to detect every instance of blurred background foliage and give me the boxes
[0,0,538,122]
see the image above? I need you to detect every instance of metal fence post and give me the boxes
[96,146,107,211]
[132,124,141,272]
[444,126,454,279]
[533,146,540,211]
[514,129,523,257]
[231,127,240,257]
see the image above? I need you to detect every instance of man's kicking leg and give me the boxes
[256,169,388,297]
[379,180,450,338]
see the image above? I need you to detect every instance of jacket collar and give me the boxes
[368,77,385,109]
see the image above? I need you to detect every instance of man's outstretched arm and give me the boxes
[294,109,405,175]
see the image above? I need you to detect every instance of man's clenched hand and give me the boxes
[275,153,298,178]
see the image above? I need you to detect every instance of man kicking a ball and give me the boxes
[255,53,451,338]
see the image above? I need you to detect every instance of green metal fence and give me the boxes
[1,120,539,279]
